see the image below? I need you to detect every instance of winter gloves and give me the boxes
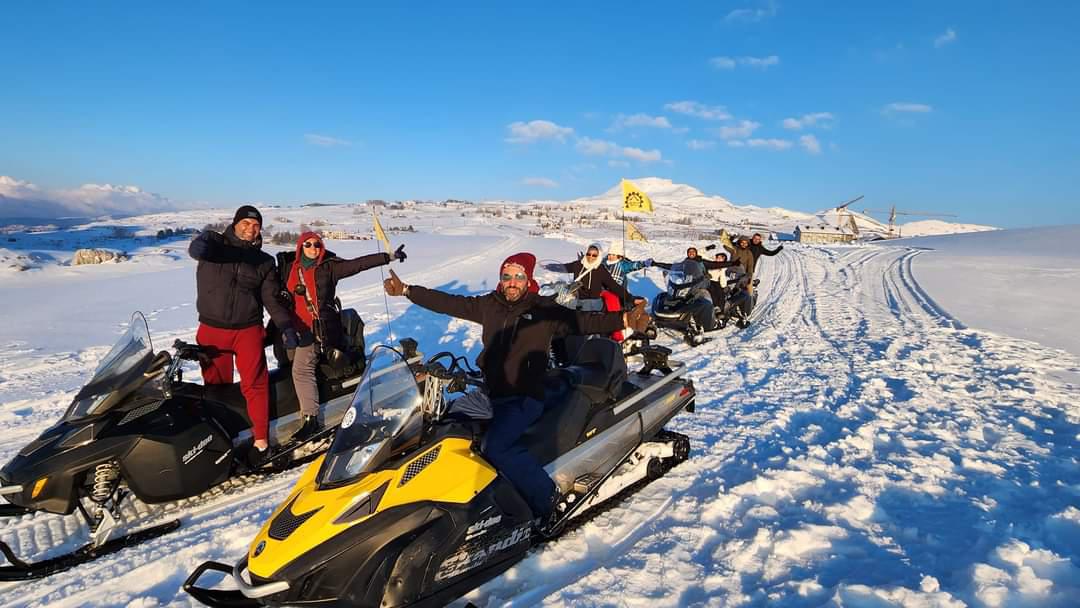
[642,258,653,267]
[282,327,301,349]
[624,300,651,333]
[188,232,217,261]
[393,244,407,263]
[384,268,408,297]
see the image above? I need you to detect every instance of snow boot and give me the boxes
[292,414,321,443]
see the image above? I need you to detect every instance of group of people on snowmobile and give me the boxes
[188,205,406,463]
[187,205,779,528]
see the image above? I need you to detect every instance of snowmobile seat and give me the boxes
[522,381,594,464]
[560,338,627,403]
[196,369,302,437]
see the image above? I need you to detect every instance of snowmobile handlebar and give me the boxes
[423,352,484,392]
[172,340,210,361]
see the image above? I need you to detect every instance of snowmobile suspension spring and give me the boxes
[90,462,120,504]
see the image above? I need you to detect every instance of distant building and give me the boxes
[794,224,855,244]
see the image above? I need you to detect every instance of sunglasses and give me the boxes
[500,272,528,282]
[585,253,599,258]
[303,241,323,249]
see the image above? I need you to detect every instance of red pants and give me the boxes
[601,291,624,342]
[196,323,270,442]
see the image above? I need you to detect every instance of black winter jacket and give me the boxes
[552,260,635,303]
[749,242,782,263]
[189,228,292,330]
[278,250,390,349]
[406,287,623,401]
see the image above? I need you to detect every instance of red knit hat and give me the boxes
[498,252,540,294]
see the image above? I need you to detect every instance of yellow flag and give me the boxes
[720,229,734,252]
[626,220,648,242]
[621,179,654,213]
[371,209,392,254]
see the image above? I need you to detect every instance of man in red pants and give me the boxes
[188,205,296,460]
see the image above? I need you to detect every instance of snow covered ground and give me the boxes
[878,226,1080,357]
[1,208,1077,607]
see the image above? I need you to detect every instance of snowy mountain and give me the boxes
[0,175,194,221]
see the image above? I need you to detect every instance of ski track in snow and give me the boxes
[2,239,1080,607]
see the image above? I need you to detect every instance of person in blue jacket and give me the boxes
[602,241,652,288]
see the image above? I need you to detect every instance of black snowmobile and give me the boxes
[711,268,760,330]
[540,280,657,357]
[184,337,694,608]
[0,310,370,580]
[651,260,718,345]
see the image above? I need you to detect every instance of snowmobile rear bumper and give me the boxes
[184,559,290,607]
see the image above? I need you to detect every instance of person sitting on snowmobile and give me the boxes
[188,205,295,459]
[281,231,406,441]
[725,234,781,295]
[382,252,651,529]
[707,251,741,306]
[543,243,644,309]
[602,241,652,288]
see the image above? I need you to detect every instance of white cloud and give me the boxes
[709,56,737,70]
[575,137,662,163]
[727,140,746,148]
[746,138,793,150]
[664,101,732,121]
[782,112,834,130]
[713,55,780,70]
[883,102,933,114]
[0,175,188,219]
[576,136,619,156]
[304,133,352,147]
[505,119,574,144]
[714,120,761,140]
[799,134,822,154]
[621,146,662,162]
[740,55,780,69]
[608,159,630,168]
[935,28,957,48]
[522,177,558,188]
[612,113,672,130]
[725,1,777,23]
[686,139,716,150]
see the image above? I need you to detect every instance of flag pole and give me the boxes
[371,209,396,345]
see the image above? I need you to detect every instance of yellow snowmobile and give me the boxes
[184,338,694,607]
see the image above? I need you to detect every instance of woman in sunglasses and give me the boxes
[542,243,642,311]
[282,231,406,440]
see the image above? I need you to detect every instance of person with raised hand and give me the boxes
[280,231,405,441]
[382,252,650,530]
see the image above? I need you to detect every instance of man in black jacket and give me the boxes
[383,252,650,526]
[189,205,295,455]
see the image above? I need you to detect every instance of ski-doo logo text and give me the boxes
[465,515,502,540]
[434,523,531,582]
[182,434,214,465]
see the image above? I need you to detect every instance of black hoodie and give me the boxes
[406,287,623,400]
[189,227,292,330]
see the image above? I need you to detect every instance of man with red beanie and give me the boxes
[383,252,650,532]
[188,205,295,460]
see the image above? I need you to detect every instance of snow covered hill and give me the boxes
[1,211,1078,607]
[900,219,998,237]
[877,225,1080,356]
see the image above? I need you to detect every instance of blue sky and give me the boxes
[2,1,1078,227]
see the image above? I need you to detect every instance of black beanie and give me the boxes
[232,205,262,226]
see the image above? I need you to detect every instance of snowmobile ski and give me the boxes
[0,519,180,581]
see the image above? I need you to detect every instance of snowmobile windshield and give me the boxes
[64,312,155,420]
[318,347,423,488]
[667,261,705,298]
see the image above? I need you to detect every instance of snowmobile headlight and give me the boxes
[333,481,390,525]
[31,477,47,499]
